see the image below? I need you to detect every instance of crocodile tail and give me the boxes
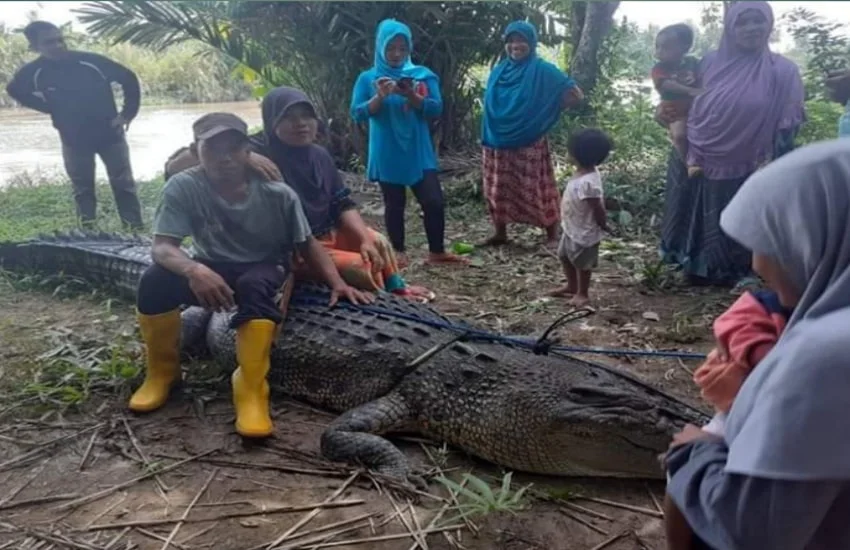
[0,230,154,302]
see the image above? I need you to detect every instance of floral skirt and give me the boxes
[482,137,561,229]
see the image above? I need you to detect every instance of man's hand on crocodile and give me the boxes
[186,263,235,311]
[329,283,374,308]
[298,236,375,307]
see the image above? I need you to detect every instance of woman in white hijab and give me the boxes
[663,138,850,550]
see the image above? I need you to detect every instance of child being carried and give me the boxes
[652,23,702,177]
[694,274,795,437]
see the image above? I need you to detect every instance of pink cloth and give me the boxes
[693,291,787,413]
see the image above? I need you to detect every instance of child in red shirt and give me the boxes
[694,287,794,436]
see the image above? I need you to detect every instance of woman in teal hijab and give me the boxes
[351,19,468,268]
[480,20,583,247]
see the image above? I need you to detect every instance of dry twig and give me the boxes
[264,471,360,549]
[559,509,608,536]
[0,493,80,511]
[78,428,100,471]
[573,496,664,519]
[561,501,614,522]
[405,476,470,550]
[589,532,629,550]
[419,444,478,534]
[0,458,49,506]
[155,453,340,479]
[0,423,104,471]
[387,494,427,550]
[82,499,364,532]
[299,525,465,549]
[159,468,217,549]
[57,449,218,512]
[645,483,664,516]
[268,512,376,549]
[122,417,170,492]
[103,527,132,550]
[135,528,190,550]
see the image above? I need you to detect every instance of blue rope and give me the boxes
[289,293,708,360]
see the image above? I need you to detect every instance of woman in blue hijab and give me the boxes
[350,18,468,267]
[480,21,583,247]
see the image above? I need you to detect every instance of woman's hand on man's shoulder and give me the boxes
[248,152,283,182]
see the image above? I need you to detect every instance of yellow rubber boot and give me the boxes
[232,319,277,438]
[129,309,182,412]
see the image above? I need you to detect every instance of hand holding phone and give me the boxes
[397,77,414,94]
[376,77,396,98]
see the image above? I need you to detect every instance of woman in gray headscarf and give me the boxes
[663,138,850,550]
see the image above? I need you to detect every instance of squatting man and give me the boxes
[129,112,373,438]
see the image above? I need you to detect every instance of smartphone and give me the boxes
[398,77,414,90]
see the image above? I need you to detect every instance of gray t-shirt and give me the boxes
[153,166,312,264]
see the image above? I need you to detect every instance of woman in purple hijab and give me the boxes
[660,1,805,287]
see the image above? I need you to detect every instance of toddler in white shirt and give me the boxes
[548,128,612,307]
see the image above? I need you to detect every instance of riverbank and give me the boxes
[0,101,262,186]
[0,175,165,240]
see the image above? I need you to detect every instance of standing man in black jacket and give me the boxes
[6,21,144,230]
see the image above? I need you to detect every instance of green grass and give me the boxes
[435,471,532,522]
[0,174,166,241]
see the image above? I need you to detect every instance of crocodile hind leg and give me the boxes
[320,393,417,482]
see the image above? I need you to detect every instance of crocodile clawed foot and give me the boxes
[407,472,429,492]
[371,467,430,500]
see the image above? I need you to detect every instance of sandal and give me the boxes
[425,252,470,266]
[478,235,509,247]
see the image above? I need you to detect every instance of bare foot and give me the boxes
[396,253,409,269]
[544,225,559,246]
[478,235,509,247]
[543,238,559,252]
[569,295,590,308]
[393,285,436,303]
[546,285,575,298]
[425,252,470,266]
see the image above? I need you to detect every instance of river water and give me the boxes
[0,101,262,186]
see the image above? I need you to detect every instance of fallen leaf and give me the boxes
[240,518,262,528]
[642,311,661,322]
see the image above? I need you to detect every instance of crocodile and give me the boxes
[0,231,709,481]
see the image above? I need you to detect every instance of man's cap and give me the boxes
[192,112,248,141]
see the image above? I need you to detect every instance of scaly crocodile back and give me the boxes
[0,230,153,300]
[0,231,711,478]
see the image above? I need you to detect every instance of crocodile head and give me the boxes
[529,383,709,478]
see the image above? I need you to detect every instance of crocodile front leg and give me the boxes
[320,393,415,481]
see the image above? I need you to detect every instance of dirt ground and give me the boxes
[0,184,734,550]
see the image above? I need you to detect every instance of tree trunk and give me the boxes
[568,1,620,96]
